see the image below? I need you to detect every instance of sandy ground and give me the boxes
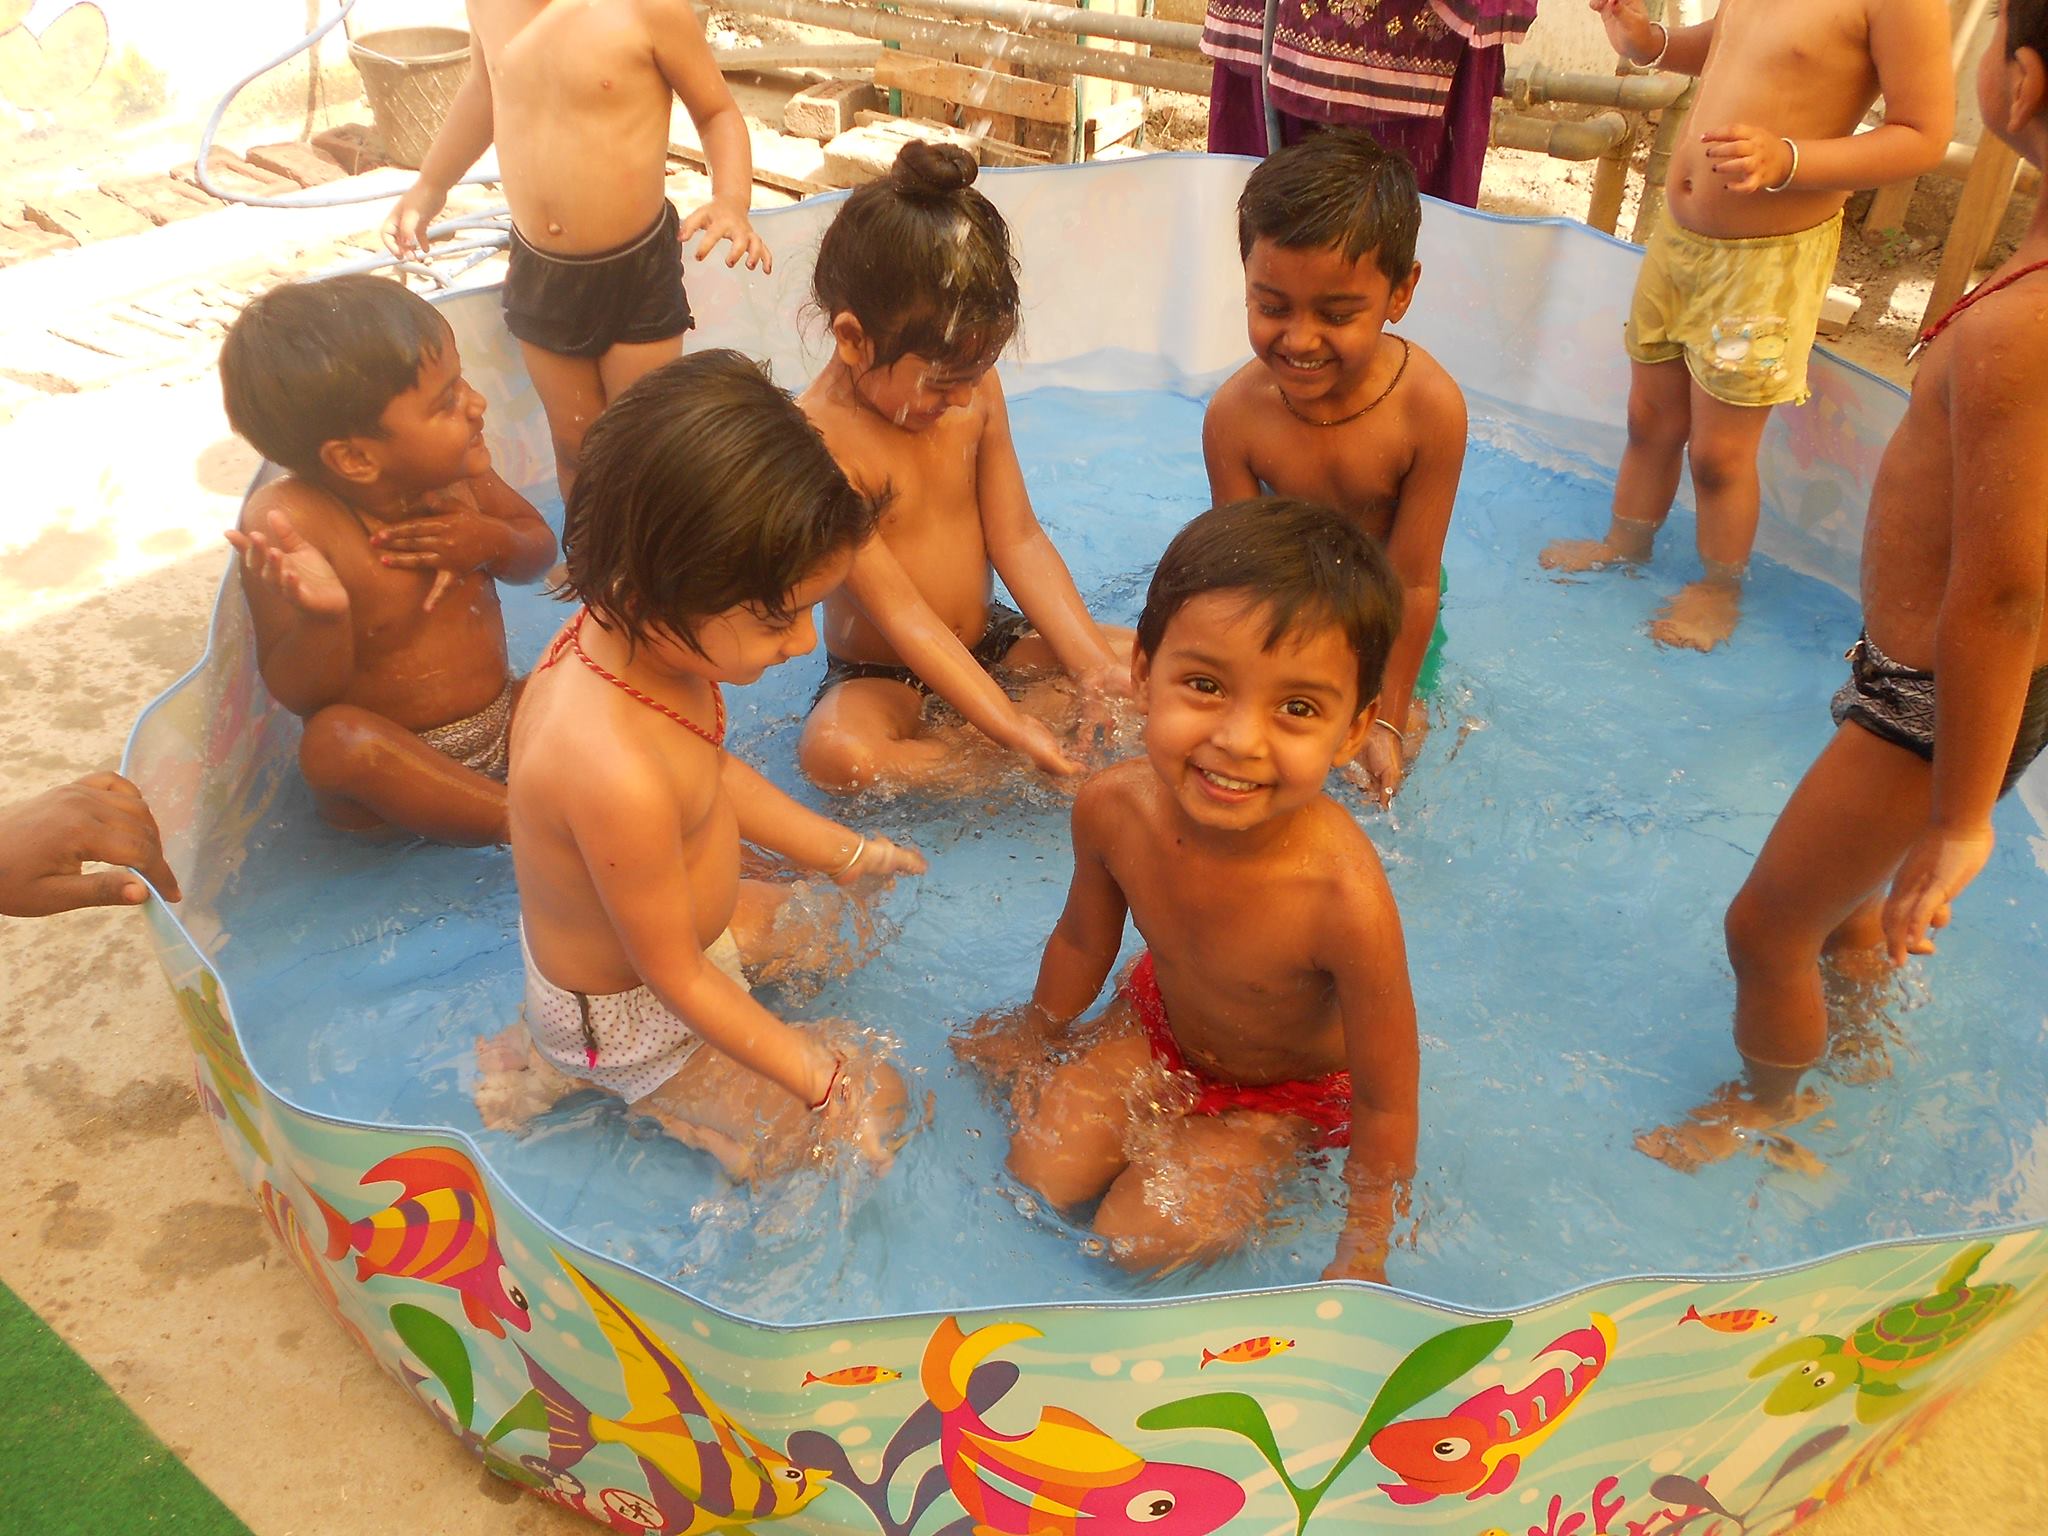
[2,76,2046,1536]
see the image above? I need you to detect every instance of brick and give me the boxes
[98,173,223,226]
[171,149,298,201]
[783,79,880,142]
[1817,284,1862,341]
[0,208,76,266]
[20,187,156,244]
[245,141,348,187]
[820,119,995,188]
[311,123,393,176]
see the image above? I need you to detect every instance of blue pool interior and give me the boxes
[194,372,2048,1328]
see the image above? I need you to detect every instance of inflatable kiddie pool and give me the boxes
[128,157,2048,1535]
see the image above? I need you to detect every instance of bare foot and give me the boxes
[1647,578,1743,651]
[1540,537,1642,573]
[1818,951,1904,1086]
[473,1026,579,1131]
[1635,1078,1829,1173]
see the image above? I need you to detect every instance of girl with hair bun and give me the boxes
[797,141,1133,794]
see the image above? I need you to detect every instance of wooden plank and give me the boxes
[874,50,1076,125]
[1861,180,1914,236]
[1084,93,1145,158]
[1922,134,2023,328]
[665,140,833,199]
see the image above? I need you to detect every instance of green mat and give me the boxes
[0,1274,251,1532]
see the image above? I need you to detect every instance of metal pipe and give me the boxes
[1631,78,1693,243]
[1260,0,1282,153]
[716,0,1213,92]
[1490,108,1631,162]
[1501,63,1687,113]
[890,0,1199,51]
[712,41,884,72]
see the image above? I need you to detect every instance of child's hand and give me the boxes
[226,509,349,618]
[820,1051,911,1170]
[1699,127,1795,194]
[1588,0,1658,62]
[1882,824,1995,965]
[679,197,773,273]
[951,1001,1062,1089]
[1074,661,1137,754]
[384,180,449,259]
[1013,717,1086,780]
[832,833,927,885]
[372,488,507,611]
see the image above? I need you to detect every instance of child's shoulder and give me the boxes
[241,474,356,540]
[1073,757,1156,831]
[522,672,722,827]
[1394,339,1466,433]
[1206,358,1275,417]
[1939,274,2048,417]
[1300,791,1395,896]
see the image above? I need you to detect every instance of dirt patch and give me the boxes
[136,1198,268,1282]
[20,1059,200,1149]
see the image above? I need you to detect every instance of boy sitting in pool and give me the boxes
[480,350,924,1178]
[1641,1,2048,1171]
[1204,131,1466,806]
[1539,0,1953,651]
[965,499,1420,1280]
[220,275,556,846]
[797,142,1131,793]
[384,0,769,497]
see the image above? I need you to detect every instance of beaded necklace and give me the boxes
[1277,336,1411,426]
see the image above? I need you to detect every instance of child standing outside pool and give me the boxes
[972,499,1420,1280]
[1204,132,1467,805]
[485,350,924,1177]
[384,0,771,496]
[1541,0,1953,651]
[1642,3,2048,1171]
[221,275,556,846]
[798,142,1131,794]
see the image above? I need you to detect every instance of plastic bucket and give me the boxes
[347,26,471,171]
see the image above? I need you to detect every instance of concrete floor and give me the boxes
[1,157,2044,1536]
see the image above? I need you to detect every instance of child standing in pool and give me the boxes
[1203,131,1466,805]
[969,499,1419,1281]
[1643,3,2048,1171]
[221,275,556,847]
[1540,0,1952,651]
[797,141,1132,794]
[481,350,924,1177]
[384,0,770,497]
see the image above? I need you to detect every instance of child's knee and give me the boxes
[1725,880,1809,974]
[1626,391,1687,453]
[1006,1121,1110,1210]
[799,721,879,794]
[298,706,382,792]
[1686,432,1760,499]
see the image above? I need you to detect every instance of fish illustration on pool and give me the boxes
[802,1364,901,1387]
[1371,1313,1617,1504]
[922,1317,1246,1535]
[311,1145,532,1338]
[525,1258,828,1534]
[1199,1336,1295,1369]
[1681,1304,1776,1334]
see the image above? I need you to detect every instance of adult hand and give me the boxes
[225,508,349,617]
[1699,126,1795,194]
[383,180,449,259]
[1588,0,1659,63]
[679,197,773,272]
[1882,824,1994,965]
[0,773,182,917]
[1356,722,1407,808]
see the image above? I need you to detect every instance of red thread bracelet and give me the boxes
[809,1056,844,1113]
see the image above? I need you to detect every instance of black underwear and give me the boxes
[1831,631,2048,797]
[811,601,1034,711]
[502,201,692,360]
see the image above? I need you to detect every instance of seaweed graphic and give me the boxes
[390,1301,550,1486]
[1635,1427,1850,1536]
[174,972,270,1160]
[787,1358,1020,1536]
[1136,1318,1512,1535]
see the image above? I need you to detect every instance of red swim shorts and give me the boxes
[1120,951,1353,1148]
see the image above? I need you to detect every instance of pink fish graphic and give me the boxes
[921,1317,1245,1535]
[1370,1314,1616,1504]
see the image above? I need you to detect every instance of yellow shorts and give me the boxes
[1624,213,1842,408]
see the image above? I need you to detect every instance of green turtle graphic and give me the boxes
[1751,1242,2012,1424]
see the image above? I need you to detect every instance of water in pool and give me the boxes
[201,379,2048,1325]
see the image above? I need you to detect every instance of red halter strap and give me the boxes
[1910,258,2048,362]
[539,609,726,749]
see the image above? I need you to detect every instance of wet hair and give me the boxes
[1237,129,1421,286]
[811,139,1021,371]
[2009,0,2048,59]
[561,349,876,651]
[219,274,452,478]
[1135,497,1402,711]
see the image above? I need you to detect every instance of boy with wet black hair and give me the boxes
[486,349,924,1178]
[965,498,1420,1281]
[221,274,556,846]
[1204,130,1467,805]
[1642,0,2048,1171]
